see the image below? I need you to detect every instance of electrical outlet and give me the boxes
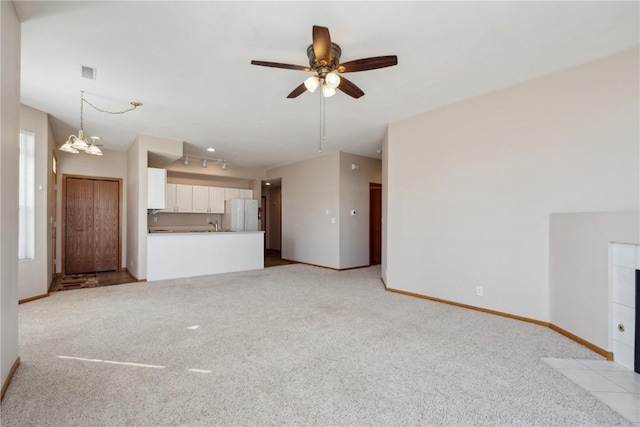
[476,286,484,296]
[153,217,158,223]
[331,217,336,224]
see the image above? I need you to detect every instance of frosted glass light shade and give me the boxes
[304,76,320,93]
[322,84,336,97]
[325,72,341,89]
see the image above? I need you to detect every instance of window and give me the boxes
[19,130,35,260]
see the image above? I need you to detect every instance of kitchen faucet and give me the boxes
[208,219,219,231]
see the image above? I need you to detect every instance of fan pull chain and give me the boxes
[319,86,324,153]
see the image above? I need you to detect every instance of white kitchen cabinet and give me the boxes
[162,184,192,212]
[239,189,253,199]
[176,184,193,212]
[224,188,239,200]
[162,185,225,213]
[192,185,210,213]
[147,168,167,209]
[160,184,178,212]
[209,187,225,213]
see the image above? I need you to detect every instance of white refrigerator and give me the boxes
[222,199,259,232]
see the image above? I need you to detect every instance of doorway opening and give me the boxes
[262,178,293,267]
[369,183,382,265]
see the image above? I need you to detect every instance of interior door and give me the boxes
[369,183,382,265]
[64,176,120,275]
[65,178,95,273]
[93,180,119,271]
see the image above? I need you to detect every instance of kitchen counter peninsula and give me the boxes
[147,230,264,281]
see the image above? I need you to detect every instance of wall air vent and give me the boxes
[81,65,96,80]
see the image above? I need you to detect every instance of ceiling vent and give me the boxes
[81,65,96,80]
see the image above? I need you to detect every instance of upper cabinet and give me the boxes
[147,168,167,209]
[161,184,193,212]
[209,187,225,213]
[239,189,253,199]
[192,186,224,213]
[159,184,252,213]
[175,184,193,212]
[192,186,210,213]
[224,188,239,200]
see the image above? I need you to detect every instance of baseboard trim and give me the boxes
[386,287,548,327]
[385,286,612,359]
[549,323,613,360]
[1,357,20,401]
[281,259,371,272]
[19,293,49,304]
[125,268,147,282]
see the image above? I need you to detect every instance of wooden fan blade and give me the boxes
[251,60,311,72]
[337,76,365,99]
[287,82,307,99]
[312,25,332,65]
[337,55,398,73]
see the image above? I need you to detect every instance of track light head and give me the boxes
[201,159,207,168]
[183,156,190,166]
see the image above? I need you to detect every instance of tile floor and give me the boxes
[542,358,640,425]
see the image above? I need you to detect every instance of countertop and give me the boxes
[148,225,263,234]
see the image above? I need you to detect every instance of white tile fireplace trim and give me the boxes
[610,242,637,370]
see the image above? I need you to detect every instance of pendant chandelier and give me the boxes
[59,91,142,156]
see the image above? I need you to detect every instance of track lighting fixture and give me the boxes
[181,155,228,171]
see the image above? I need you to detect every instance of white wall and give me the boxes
[18,105,50,299]
[385,48,639,322]
[381,129,389,282]
[549,212,639,351]
[268,152,340,268]
[339,153,382,269]
[57,149,128,273]
[127,135,182,279]
[0,0,20,393]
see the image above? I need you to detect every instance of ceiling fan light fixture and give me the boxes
[325,72,341,89]
[304,76,319,93]
[322,84,336,98]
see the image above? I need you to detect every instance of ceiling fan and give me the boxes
[251,25,398,99]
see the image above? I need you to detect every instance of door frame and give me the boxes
[61,174,123,276]
[51,151,57,284]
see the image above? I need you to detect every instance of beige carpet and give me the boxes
[1,264,629,426]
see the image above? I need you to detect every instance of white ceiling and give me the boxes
[16,1,639,170]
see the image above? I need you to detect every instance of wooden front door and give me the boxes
[64,176,121,274]
[369,183,382,265]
